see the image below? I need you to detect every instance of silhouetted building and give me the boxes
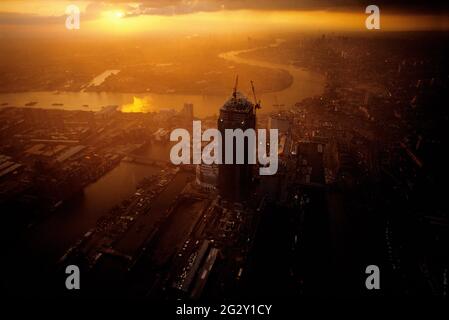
[218,92,256,201]
[182,103,194,121]
[196,163,218,191]
[268,112,291,134]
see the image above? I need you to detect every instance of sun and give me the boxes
[102,10,125,21]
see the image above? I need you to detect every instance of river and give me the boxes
[0,39,324,118]
[23,161,161,263]
[218,39,324,111]
[15,39,325,266]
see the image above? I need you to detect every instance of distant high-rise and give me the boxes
[196,163,218,191]
[218,91,256,201]
[182,103,194,121]
[268,112,291,134]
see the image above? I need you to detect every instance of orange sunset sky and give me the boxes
[0,0,448,36]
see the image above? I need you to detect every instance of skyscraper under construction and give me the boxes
[218,89,256,201]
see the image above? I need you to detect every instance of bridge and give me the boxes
[121,154,172,168]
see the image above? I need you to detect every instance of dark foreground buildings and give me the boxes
[217,91,256,201]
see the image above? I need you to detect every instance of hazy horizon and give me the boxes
[1,0,449,38]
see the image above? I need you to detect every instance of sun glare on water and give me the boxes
[121,97,154,113]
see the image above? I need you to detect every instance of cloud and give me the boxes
[0,0,447,25]
[116,0,449,17]
[0,12,64,25]
[0,1,132,25]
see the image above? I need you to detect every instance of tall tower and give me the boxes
[218,89,256,201]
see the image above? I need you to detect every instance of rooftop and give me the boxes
[221,91,254,113]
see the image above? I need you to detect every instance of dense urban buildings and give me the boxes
[1,2,449,314]
[1,33,448,304]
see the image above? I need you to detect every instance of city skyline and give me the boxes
[0,0,448,312]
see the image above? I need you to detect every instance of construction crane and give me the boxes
[250,80,261,114]
[233,75,239,98]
